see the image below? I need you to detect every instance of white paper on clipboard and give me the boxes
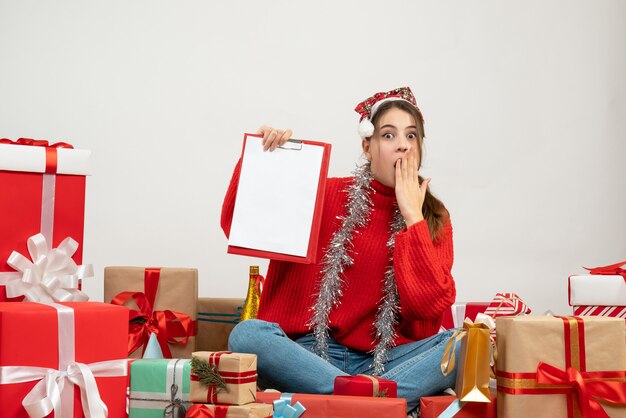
[228,135,325,257]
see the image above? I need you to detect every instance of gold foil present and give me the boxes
[190,351,257,406]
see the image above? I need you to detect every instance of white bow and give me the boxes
[0,360,127,418]
[473,313,496,330]
[4,233,92,302]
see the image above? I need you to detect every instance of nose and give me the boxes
[397,135,411,152]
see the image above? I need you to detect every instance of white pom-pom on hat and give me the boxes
[358,118,375,138]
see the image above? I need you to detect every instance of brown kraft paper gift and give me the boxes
[104,266,198,358]
[190,351,257,406]
[196,297,244,352]
[496,316,626,417]
[186,403,273,418]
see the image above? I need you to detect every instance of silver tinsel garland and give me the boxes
[308,162,405,375]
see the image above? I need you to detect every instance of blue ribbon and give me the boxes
[437,398,464,418]
[273,393,306,418]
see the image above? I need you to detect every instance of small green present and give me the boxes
[129,358,191,418]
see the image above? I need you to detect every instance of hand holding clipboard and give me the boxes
[227,133,332,264]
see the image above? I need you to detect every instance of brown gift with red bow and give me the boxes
[496,315,626,417]
[190,351,257,406]
[104,266,197,358]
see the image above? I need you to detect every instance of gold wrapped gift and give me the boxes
[496,316,626,417]
[190,351,257,406]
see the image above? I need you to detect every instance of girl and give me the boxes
[221,87,458,413]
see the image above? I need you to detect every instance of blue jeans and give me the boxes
[228,319,459,411]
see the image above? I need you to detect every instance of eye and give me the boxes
[382,133,394,140]
[407,133,418,140]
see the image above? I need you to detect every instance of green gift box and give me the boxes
[129,358,191,418]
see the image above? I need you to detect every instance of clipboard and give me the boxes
[227,133,331,264]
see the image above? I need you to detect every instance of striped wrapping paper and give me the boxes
[573,306,626,337]
[573,305,626,319]
[484,293,531,317]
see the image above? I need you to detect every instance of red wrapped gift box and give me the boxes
[440,302,490,331]
[333,374,397,398]
[420,392,496,418]
[256,391,406,418]
[0,139,90,301]
[0,302,128,417]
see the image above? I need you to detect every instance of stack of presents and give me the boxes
[0,138,624,417]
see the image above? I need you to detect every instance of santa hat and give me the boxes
[354,86,424,138]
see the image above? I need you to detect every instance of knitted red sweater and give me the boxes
[221,159,455,352]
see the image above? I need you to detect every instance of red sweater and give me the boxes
[221,159,455,352]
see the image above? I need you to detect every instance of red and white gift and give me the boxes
[568,261,626,306]
[0,302,129,417]
[439,302,490,331]
[484,293,531,317]
[573,305,626,318]
[0,138,91,302]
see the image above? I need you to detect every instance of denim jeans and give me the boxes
[228,319,459,411]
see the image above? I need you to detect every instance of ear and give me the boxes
[362,139,372,161]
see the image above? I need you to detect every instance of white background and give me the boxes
[1,1,624,316]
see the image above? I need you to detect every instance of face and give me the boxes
[362,107,421,187]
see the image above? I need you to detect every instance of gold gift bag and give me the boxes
[442,317,494,403]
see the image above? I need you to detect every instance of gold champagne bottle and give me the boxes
[240,266,262,321]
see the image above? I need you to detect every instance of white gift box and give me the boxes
[568,274,626,306]
[0,142,91,175]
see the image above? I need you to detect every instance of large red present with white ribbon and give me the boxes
[568,262,626,307]
[0,138,91,301]
[0,302,129,417]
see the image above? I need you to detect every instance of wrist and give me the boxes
[404,211,424,226]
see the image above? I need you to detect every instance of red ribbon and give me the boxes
[536,362,626,418]
[0,137,74,149]
[186,404,229,418]
[110,268,195,358]
[583,261,626,281]
[255,274,265,294]
[497,316,626,417]
[190,351,257,403]
[0,137,74,174]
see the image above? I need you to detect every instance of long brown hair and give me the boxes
[368,100,449,241]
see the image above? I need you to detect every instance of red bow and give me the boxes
[584,261,626,281]
[536,362,626,418]
[110,268,195,358]
[186,404,228,418]
[0,137,74,149]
